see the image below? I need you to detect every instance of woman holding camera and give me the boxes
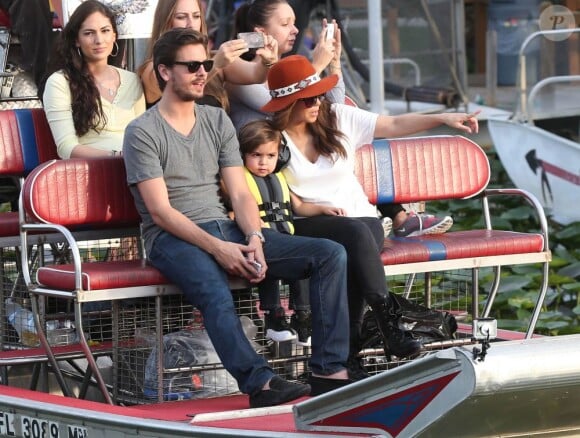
[226,0,342,131]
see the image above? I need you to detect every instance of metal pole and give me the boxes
[368,0,384,114]
[485,29,497,107]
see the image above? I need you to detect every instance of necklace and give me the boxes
[98,83,116,97]
[96,67,117,98]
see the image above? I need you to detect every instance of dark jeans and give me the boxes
[148,220,348,394]
[258,278,310,312]
[293,216,386,346]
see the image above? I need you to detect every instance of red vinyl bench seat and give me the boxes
[380,230,545,272]
[18,135,551,405]
[36,260,170,295]
[355,135,550,337]
[20,157,248,404]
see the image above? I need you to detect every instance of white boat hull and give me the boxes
[488,117,580,224]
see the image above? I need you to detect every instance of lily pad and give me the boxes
[558,262,580,279]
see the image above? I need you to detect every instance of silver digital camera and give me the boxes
[237,32,265,49]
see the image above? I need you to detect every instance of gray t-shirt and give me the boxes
[123,104,243,254]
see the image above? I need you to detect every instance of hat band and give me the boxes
[269,73,320,98]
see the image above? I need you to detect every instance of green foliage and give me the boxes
[431,150,580,336]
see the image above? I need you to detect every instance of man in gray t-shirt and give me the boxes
[123,28,351,408]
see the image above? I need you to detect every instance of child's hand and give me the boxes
[442,110,481,135]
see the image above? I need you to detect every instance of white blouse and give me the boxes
[282,103,380,218]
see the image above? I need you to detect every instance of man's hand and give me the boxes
[242,236,268,283]
[210,239,267,283]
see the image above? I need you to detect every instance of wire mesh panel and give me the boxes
[0,246,28,348]
[1,237,136,351]
[113,288,313,404]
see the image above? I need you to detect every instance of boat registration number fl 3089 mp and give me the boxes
[0,411,88,438]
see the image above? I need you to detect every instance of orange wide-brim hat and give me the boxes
[261,55,338,113]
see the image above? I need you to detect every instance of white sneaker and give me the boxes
[382,216,393,237]
[264,307,297,342]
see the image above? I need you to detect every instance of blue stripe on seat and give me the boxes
[15,109,40,173]
[391,238,448,261]
[372,138,395,204]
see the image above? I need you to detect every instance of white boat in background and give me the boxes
[489,28,580,225]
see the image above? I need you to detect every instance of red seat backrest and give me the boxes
[344,96,358,107]
[355,135,490,205]
[23,158,140,228]
[0,109,58,177]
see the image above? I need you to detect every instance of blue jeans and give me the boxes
[148,219,349,395]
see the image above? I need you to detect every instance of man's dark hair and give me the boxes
[153,28,209,91]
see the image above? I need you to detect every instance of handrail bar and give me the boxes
[526,75,580,121]
[518,28,580,118]
[362,57,422,86]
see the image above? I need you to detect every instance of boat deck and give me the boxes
[0,384,370,437]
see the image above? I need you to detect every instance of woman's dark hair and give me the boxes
[153,28,208,91]
[234,0,287,33]
[233,0,287,61]
[271,99,347,161]
[41,0,118,137]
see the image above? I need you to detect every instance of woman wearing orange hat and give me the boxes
[226,0,342,131]
[263,54,480,377]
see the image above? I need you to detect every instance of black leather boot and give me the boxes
[371,296,422,358]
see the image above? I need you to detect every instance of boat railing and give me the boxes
[526,74,580,121]
[361,58,422,87]
[517,27,580,121]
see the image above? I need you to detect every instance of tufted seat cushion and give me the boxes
[381,230,545,265]
[36,260,170,292]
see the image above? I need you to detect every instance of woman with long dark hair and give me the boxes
[42,0,145,158]
[263,55,480,377]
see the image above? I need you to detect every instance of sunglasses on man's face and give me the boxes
[300,94,325,108]
[172,60,214,73]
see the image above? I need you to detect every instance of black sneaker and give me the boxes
[249,376,311,408]
[290,311,312,346]
[264,307,297,342]
[346,354,370,381]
